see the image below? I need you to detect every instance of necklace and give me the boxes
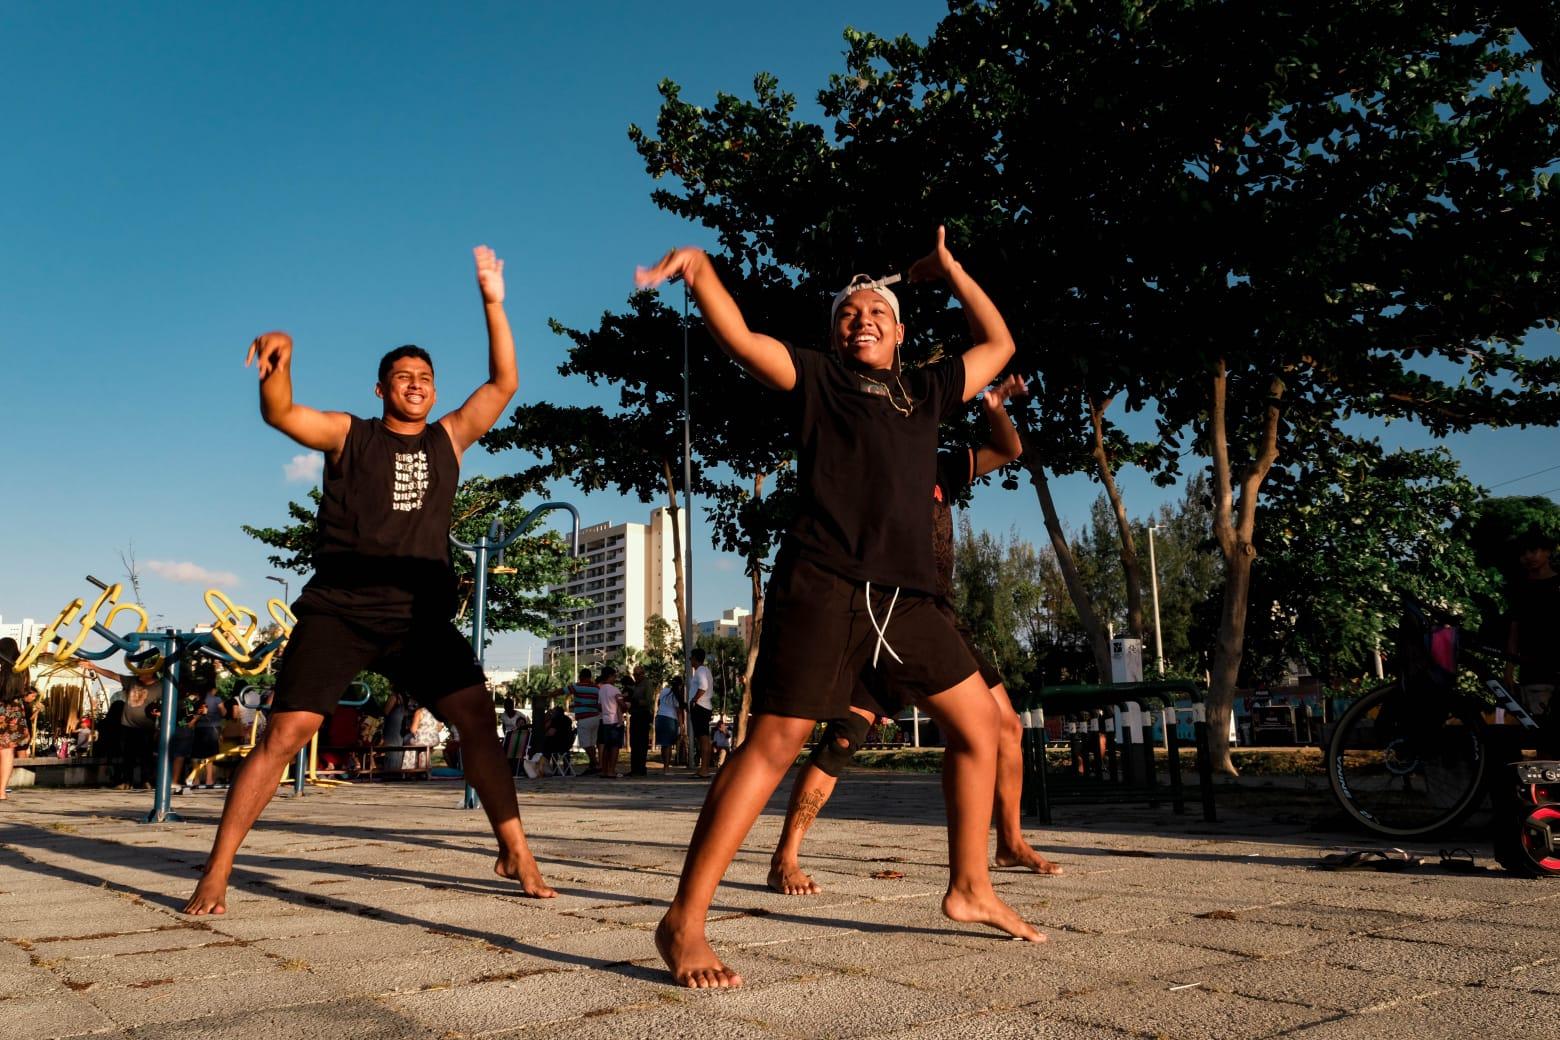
[857,371,916,416]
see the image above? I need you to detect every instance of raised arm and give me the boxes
[440,245,520,456]
[246,332,351,456]
[906,226,1016,401]
[635,248,796,391]
[973,374,1026,477]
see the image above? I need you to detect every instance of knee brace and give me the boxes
[809,712,872,777]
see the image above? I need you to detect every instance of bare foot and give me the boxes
[495,849,557,899]
[766,861,822,895]
[942,885,1045,943]
[995,843,1064,875]
[183,869,230,915]
[655,914,743,988]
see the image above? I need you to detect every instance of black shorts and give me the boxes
[689,703,713,738]
[847,604,1006,720]
[944,605,1003,689]
[598,722,625,746]
[751,554,979,721]
[273,611,486,719]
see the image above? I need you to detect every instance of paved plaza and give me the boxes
[1,770,1557,1039]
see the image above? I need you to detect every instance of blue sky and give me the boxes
[4,2,1557,671]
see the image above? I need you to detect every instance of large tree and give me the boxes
[1233,440,1497,686]
[622,1,1560,772]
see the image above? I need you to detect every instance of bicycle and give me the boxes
[1326,596,1559,875]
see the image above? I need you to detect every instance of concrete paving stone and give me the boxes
[300,946,556,994]
[866,946,1135,1005]
[6,904,177,941]
[120,996,440,1040]
[484,995,794,1039]
[519,926,663,969]
[251,924,456,964]
[1264,884,1500,920]
[1020,896,1193,936]
[1134,917,1332,959]
[1033,934,1248,974]
[708,911,874,950]
[1484,958,1560,996]
[1177,957,1449,1011]
[560,899,668,927]
[385,969,658,1035]
[1233,901,1426,935]
[0,963,62,999]
[198,907,399,941]
[1279,984,1560,1040]
[50,942,280,989]
[83,963,344,1028]
[1046,977,1335,1039]
[1319,935,1542,985]
[694,973,987,1039]
[0,991,117,1040]
[34,923,231,959]
[1379,918,1560,956]
[759,932,980,973]
[1466,894,1560,928]
[860,1009,1142,1040]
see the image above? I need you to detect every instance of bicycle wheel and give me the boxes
[1327,682,1488,837]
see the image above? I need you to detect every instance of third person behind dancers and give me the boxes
[636,226,1043,990]
[768,374,1063,896]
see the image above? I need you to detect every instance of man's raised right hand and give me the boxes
[245,332,293,380]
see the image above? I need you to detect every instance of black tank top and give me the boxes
[296,416,460,622]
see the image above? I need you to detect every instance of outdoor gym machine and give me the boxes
[450,501,580,810]
[14,576,295,823]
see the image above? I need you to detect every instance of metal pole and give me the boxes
[1148,525,1165,676]
[144,633,183,824]
[461,519,497,811]
[681,282,695,700]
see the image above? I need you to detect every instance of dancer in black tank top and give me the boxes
[184,246,557,917]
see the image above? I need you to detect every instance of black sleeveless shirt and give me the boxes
[296,416,460,622]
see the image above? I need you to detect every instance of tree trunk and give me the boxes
[1088,394,1147,641]
[1011,411,1112,679]
[1205,361,1285,775]
[660,457,695,768]
[660,457,691,645]
[736,470,767,747]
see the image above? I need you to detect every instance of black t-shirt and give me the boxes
[1509,573,1560,684]
[779,344,966,592]
[932,448,975,602]
[297,416,461,622]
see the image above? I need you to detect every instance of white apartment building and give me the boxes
[0,616,42,650]
[544,508,684,664]
[696,607,753,646]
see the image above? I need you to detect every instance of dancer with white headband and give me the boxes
[635,227,1042,990]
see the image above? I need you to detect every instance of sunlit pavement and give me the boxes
[2,770,1556,1039]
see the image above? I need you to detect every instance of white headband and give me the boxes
[830,273,902,325]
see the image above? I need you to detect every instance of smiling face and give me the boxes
[376,356,437,423]
[831,289,905,371]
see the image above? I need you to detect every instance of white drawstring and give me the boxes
[865,581,904,668]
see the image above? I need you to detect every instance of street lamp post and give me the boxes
[573,622,582,678]
[1147,525,1166,676]
[267,575,289,604]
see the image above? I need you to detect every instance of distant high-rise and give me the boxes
[544,508,684,664]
